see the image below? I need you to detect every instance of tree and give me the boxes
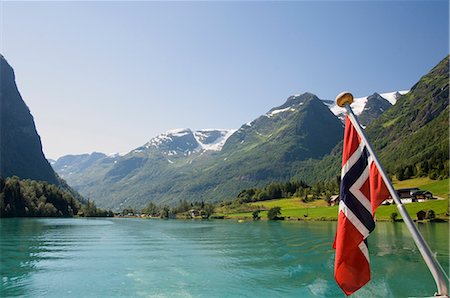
[201,203,215,219]
[267,207,281,220]
[160,206,170,219]
[426,209,436,220]
[396,166,406,181]
[0,176,5,192]
[142,202,158,216]
[175,200,191,214]
[122,206,135,216]
[390,212,398,222]
[267,183,282,199]
[252,210,261,220]
[429,170,439,180]
[256,190,270,201]
[403,166,414,179]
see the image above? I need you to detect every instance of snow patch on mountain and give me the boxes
[166,128,192,138]
[145,129,183,149]
[141,128,236,156]
[107,152,126,158]
[266,106,297,118]
[329,90,409,117]
[193,129,237,151]
[379,90,409,105]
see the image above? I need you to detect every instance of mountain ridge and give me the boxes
[293,56,449,184]
[53,89,404,164]
[53,92,344,209]
[49,55,447,210]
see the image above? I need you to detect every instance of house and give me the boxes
[329,195,340,206]
[416,210,426,220]
[412,190,433,202]
[383,188,433,204]
[189,209,199,218]
[396,188,420,198]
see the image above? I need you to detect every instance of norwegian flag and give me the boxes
[334,115,390,296]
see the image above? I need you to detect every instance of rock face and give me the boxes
[358,93,393,126]
[0,55,59,184]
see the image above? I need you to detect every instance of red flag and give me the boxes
[334,116,390,295]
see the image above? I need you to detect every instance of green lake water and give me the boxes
[0,218,448,297]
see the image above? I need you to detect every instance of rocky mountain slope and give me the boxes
[0,55,59,185]
[0,55,88,217]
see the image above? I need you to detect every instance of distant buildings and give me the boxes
[384,188,434,204]
[329,188,434,206]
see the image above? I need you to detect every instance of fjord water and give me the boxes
[1,219,448,297]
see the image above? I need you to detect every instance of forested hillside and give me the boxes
[0,176,112,217]
[367,56,449,180]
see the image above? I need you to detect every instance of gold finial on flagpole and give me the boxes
[336,91,354,107]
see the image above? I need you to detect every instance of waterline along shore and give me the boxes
[115,197,449,222]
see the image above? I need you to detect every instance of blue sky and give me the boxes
[1,1,448,159]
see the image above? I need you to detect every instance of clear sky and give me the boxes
[1,1,448,160]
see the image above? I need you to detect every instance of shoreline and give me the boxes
[104,215,449,223]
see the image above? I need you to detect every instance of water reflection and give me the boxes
[1,219,48,296]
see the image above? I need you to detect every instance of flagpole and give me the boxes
[336,91,449,297]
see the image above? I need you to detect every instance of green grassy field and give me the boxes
[222,178,449,221]
[224,198,448,221]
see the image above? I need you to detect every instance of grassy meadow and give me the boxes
[220,177,449,221]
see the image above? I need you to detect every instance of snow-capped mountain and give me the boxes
[134,128,236,156]
[193,129,237,151]
[53,90,408,185]
[51,92,345,209]
[358,93,393,126]
[328,90,409,122]
[222,92,343,156]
